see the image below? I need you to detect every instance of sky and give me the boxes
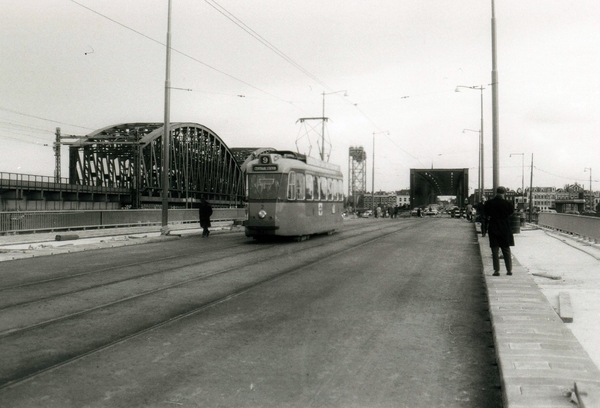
[1,0,599,195]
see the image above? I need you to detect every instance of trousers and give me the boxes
[491,246,512,273]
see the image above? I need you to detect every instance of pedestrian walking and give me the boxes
[475,199,487,237]
[466,203,473,221]
[484,186,514,276]
[199,198,213,237]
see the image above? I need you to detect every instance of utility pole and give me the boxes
[491,0,500,192]
[161,0,172,235]
[54,127,61,181]
[528,154,534,222]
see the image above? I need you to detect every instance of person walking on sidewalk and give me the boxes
[475,199,487,237]
[199,198,213,237]
[484,186,514,276]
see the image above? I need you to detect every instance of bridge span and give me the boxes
[1,123,265,211]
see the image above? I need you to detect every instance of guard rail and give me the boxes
[537,212,600,243]
[0,208,246,235]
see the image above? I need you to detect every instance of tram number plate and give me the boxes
[318,202,323,216]
[253,165,278,171]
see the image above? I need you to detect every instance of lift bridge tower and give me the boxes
[348,146,367,208]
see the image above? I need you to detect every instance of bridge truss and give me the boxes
[410,168,469,209]
[68,123,251,208]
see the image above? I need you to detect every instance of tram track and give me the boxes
[0,221,412,331]
[0,242,277,311]
[0,238,255,292]
[0,220,417,390]
[0,221,390,311]
[0,220,373,293]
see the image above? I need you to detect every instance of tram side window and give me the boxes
[338,179,344,201]
[296,173,306,200]
[331,178,338,200]
[287,172,296,200]
[305,174,313,200]
[325,178,332,201]
[332,179,338,201]
[314,175,320,200]
[319,177,328,201]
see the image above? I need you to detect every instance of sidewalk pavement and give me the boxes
[0,221,241,263]
[1,221,599,406]
[478,222,600,407]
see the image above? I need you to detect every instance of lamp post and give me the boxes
[371,130,389,212]
[510,153,525,209]
[456,85,485,200]
[321,90,347,161]
[491,0,500,192]
[584,167,593,211]
[464,129,482,202]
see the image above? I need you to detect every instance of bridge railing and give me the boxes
[537,213,600,243]
[0,208,246,235]
[0,172,129,193]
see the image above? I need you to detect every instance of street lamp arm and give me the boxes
[323,90,348,97]
[455,85,485,92]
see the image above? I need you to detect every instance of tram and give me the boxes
[244,150,344,240]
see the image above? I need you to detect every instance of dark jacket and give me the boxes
[484,195,514,247]
[199,200,213,228]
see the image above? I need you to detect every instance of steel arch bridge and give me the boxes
[68,123,259,208]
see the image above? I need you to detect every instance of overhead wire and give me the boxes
[204,0,332,92]
[68,0,406,156]
[69,0,311,115]
[66,0,439,170]
[0,131,51,146]
[0,106,93,130]
[0,121,55,135]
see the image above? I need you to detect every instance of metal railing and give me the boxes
[0,208,246,235]
[0,172,129,193]
[537,213,600,243]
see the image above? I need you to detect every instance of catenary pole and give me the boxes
[528,154,534,222]
[161,0,172,234]
[491,0,500,192]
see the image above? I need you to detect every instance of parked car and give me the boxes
[410,208,422,217]
[361,210,373,218]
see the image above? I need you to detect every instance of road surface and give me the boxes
[0,217,502,407]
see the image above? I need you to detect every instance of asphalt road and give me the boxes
[0,217,502,407]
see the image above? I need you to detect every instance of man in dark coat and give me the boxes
[484,186,514,276]
[475,199,487,237]
[199,199,213,237]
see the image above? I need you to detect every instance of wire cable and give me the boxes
[69,0,310,114]
[204,0,332,92]
[0,106,93,130]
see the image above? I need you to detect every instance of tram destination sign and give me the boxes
[253,164,278,171]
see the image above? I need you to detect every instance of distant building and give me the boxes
[555,184,586,213]
[396,189,410,207]
[363,193,398,209]
[525,187,556,212]
[362,190,411,209]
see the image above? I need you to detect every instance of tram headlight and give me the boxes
[258,209,267,219]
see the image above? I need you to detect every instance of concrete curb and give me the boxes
[0,222,243,263]
[477,231,600,407]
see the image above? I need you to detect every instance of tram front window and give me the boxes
[249,174,283,200]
